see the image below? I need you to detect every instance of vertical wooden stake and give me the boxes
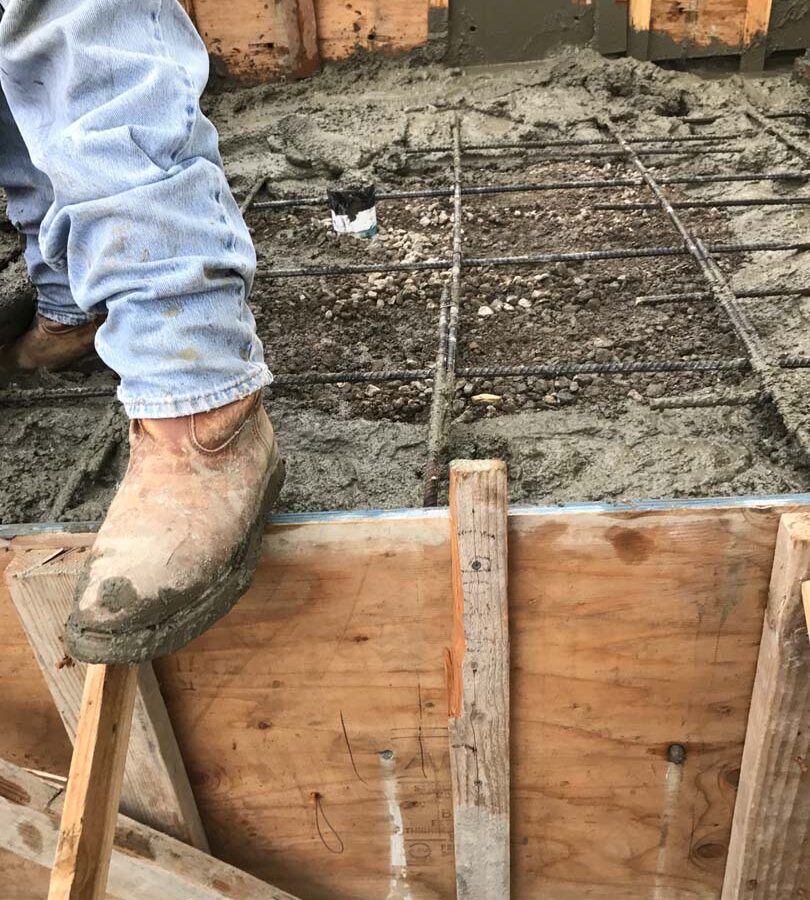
[721,513,810,898]
[740,0,773,72]
[281,0,321,79]
[447,460,510,899]
[627,0,652,60]
[48,664,139,900]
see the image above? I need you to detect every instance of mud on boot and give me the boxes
[65,390,285,664]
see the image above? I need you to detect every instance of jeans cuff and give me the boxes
[118,367,273,419]
[36,306,93,327]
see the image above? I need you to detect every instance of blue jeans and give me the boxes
[0,0,271,417]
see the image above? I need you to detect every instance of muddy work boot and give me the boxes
[6,313,103,371]
[65,391,285,664]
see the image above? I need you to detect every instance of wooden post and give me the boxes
[5,548,209,849]
[48,664,139,900]
[803,581,810,643]
[721,513,810,898]
[627,0,652,60]
[281,0,320,79]
[740,0,773,71]
[447,460,510,899]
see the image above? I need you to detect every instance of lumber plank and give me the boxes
[0,759,302,900]
[627,0,652,60]
[741,0,774,70]
[721,513,810,899]
[648,0,750,59]
[0,549,72,775]
[4,549,209,850]
[281,0,321,78]
[447,460,510,899]
[4,498,810,898]
[48,663,139,900]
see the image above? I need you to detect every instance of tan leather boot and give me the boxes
[7,313,102,371]
[65,391,284,663]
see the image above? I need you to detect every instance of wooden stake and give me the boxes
[447,459,510,899]
[48,664,138,900]
[721,513,810,898]
[281,0,320,79]
[740,0,773,71]
[627,0,652,60]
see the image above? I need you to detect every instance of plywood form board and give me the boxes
[0,759,303,900]
[2,499,810,897]
[647,0,763,58]
[188,0,431,80]
[0,549,73,776]
[5,549,209,849]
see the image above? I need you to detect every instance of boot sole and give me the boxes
[65,457,286,664]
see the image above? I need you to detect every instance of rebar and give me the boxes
[746,107,810,165]
[408,146,746,162]
[424,118,463,506]
[649,389,762,410]
[260,240,810,279]
[238,173,268,215]
[594,197,810,212]
[778,357,810,369]
[49,402,125,519]
[404,134,754,153]
[457,359,749,378]
[251,171,810,212]
[636,286,810,305]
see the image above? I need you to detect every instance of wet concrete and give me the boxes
[2,49,810,524]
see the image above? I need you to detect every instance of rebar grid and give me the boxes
[5,105,810,511]
[252,171,810,211]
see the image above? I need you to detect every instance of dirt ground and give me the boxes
[2,48,810,524]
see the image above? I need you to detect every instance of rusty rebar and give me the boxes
[260,239,810,279]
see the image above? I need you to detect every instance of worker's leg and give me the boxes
[0,0,281,664]
[0,83,104,366]
[0,0,270,415]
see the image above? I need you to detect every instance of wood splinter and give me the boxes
[48,663,139,900]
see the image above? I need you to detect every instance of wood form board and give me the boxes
[1,500,808,898]
[649,0,750,52]
[189,0,431,80]
[0,550,72,776]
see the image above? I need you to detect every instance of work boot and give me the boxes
[65,391,285,664]
[6,313,103,371]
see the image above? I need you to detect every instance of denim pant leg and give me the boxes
[0,81,88,325]
[0,0,271,417]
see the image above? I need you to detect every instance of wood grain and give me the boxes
[0,549,72,776]
[628,0,652,59]
[447,461,510,900]
[3,500,810,898]
[281,0,321,78]
[48,664,138,900]
[0,759,301,900]
[742,0,774,44]
[5,549,209,850]
[721,513,810,899]
[649,0,748,53]
[190,0,430,81]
